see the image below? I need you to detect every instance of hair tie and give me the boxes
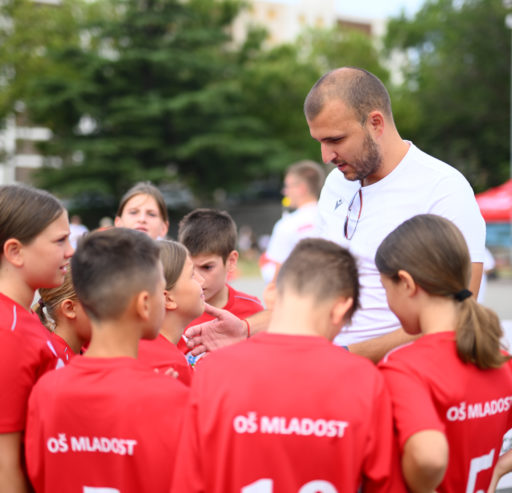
[38,298,45,308]
[454,289,472,302]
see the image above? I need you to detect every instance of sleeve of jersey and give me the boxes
[361,372,407,493]
[379,358,445,451]
[170,383,205,493]
[25,383,45,493]
[0,330,35,432]
[428,173,486,263]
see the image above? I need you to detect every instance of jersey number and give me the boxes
[465,448,495,493]
[242,479,338,492]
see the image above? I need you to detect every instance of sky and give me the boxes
[335,0,425,19]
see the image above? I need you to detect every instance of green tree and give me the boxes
[384,0,510,190]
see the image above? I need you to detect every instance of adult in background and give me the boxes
[259,160,325,284]
[185,67,485,364]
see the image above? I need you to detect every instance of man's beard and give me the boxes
[348,131,382,182]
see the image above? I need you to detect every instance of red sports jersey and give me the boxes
[171,332,402,493]
[49,332,76,364]
[138,333,193,386]
[379,331,512,493]
[25,356,189,493]
[177,284,264,361]
[0,292,61,433]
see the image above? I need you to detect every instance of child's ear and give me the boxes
[135,291,151,321]
[331,296,354,327]
[60,299,78,320]
[3,239,24,267]
[397,270,417,297]
[164,289,178,311]
[226,250,239,273]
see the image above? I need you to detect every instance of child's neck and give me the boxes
[267,294,330,339]
[85,320,141,358]
[418,295,458,336]
[206,284,229,309]
[54,321,84,355]
[159,316,184,345]
[0,270,36,311]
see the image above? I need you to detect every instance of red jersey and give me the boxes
[25,356,189,493]
[171,332,401,493]
[177,284,264,364]
[49,332,76,364]
[0,292,61,432]
[379,331,512,493]
[138,333,193,386]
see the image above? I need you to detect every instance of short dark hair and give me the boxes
[277,238,360,322]
[71,228,161,321]
[0,184,64,254]
[286,160,326,199]
[178,209,237,262]
[304,67,393,125]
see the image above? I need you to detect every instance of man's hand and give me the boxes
[184,303,247,356]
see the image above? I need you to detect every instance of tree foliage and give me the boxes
[384,0,510,190]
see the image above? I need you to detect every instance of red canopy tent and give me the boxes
[475,179,512,222]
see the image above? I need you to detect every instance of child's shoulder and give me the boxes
[225,283,264,316]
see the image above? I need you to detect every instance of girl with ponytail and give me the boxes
[376,214,512,493]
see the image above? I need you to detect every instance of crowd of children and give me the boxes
[1,181,512,493]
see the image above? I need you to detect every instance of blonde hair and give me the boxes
[375,214,508,369]
[158,240,188,290]
[36,269,77,331]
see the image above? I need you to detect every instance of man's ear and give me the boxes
[226,250,239,274]
[3,239,24,267]
[366,110,385,137]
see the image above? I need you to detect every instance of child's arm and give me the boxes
[487,449,512,493]
[401,430,448,493]
[0,432,29,493]
[184,304,271,355]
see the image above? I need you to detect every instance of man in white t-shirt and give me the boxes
[259,160,325,284]
[184,67,486,363]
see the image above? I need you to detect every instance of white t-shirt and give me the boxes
[261,202,320,283]
[317,142,486,346]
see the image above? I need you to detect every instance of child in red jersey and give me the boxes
[376,214,512,493]
[171,238,403,493]
[177,208,264,364]
[138,240,204,385]
[35,268,92,363]
[25,228,189,493]
[0,184,74,493]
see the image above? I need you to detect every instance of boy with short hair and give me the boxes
[177,209,264,360]
[171,238,403,492]
[25,228,189,493]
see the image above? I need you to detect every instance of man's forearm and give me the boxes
[245,309,272,336]
[347,328,418,364]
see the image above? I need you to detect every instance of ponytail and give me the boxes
[455,298,509,369]
[376,214,509,370]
